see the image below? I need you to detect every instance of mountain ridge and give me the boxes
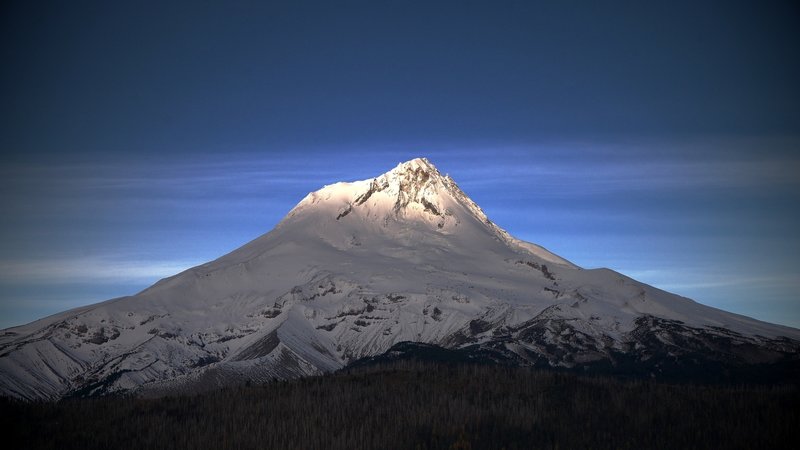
[1,157,798,400]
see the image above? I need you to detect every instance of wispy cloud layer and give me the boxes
[0,257,198,284]
[3,138,799,207]
[451,145,800,196]
[621,269,800,292]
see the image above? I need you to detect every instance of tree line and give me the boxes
[1,360,798,449]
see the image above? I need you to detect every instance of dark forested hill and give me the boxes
[2,361,798,450]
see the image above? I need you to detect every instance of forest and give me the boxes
[1,361,798,450]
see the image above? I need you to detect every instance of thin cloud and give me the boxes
[455,157,800,195]
[620,269,800,292]
[0,257,198,284]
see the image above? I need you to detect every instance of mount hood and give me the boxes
[1,158,798,400]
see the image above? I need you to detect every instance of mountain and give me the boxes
[1,158,798,400]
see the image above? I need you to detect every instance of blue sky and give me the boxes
[1,1,798,329]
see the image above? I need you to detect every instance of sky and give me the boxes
[1,0,798,329]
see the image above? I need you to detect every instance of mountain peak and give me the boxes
[378,157,450,211]
[290,157,460,225]
[389,157,438,175]
[282,157,573,267]
[382,157,449,193]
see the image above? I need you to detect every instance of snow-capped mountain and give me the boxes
[1,158,798,400]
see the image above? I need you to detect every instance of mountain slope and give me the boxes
[1,157,798,400]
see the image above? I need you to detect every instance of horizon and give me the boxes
[1,1,799,329]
